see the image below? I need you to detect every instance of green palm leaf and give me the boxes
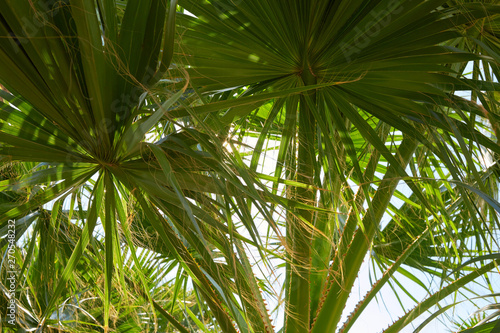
[1,0,500,332]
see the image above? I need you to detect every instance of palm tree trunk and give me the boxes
[311,137,419,332]
[285,66,317,332]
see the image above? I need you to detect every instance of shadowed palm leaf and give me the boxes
[0,0,500,333]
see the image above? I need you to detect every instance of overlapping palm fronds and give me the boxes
[0,1,500,333]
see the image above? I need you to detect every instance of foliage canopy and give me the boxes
[1,0,500,332]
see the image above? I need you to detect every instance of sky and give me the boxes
[22,42,499,333]
[237,79,500,332]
